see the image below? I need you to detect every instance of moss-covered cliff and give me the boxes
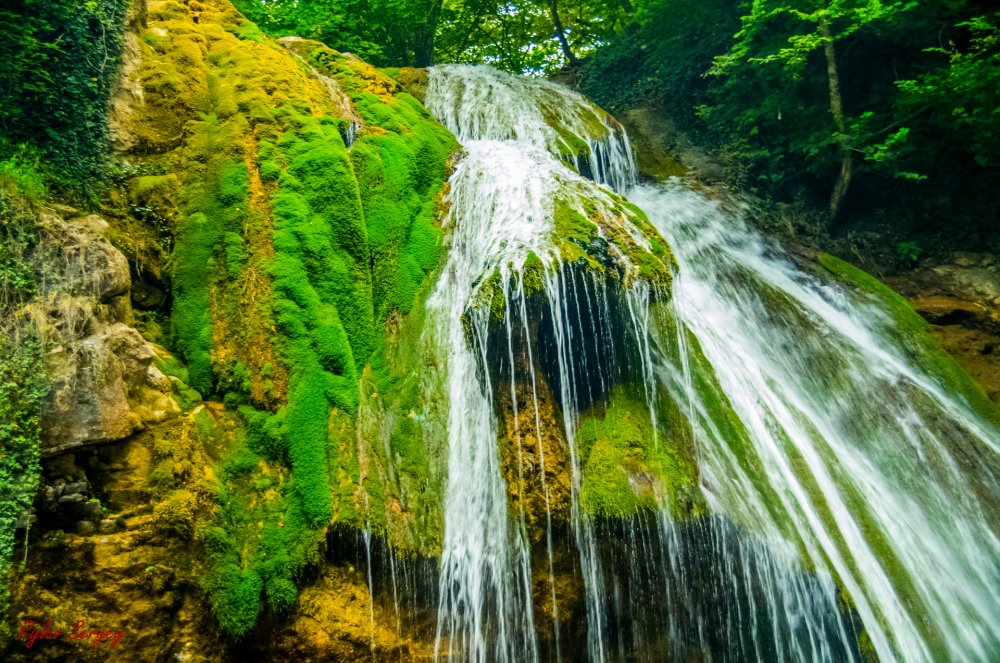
[9,1,998,660]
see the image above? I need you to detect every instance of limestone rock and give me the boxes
[74,214,111,236]
[39,213,131,305]
[911,295,990,326]
[41,323,178,456]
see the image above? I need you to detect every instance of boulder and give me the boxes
[41,323,179,456]
[37,213,131,306]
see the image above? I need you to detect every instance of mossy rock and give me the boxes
[112,0,460,636]
[385,67,429,103]
[578,388,702,519]
[553,196,675,291]
[818,253,1000,430]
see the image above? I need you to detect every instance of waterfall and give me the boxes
[635,182,1000,662]
[420,64,1000,662]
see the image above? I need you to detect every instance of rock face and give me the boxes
[24,211,179,456]
[29,212,132,331]
[7,417,230,663]
[42,323,177,456]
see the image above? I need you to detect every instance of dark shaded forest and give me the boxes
[223,0,1000,256]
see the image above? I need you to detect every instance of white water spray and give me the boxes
[421,64,1000,662]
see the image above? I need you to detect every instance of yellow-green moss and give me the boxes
[349,282,450,555]
[578,387,702,519]
[122,3,458,636]
[552,196,674,291]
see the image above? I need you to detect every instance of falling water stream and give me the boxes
[417,64,1000,662]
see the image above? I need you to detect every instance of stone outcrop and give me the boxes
[7,415,229,663]
[22,210,179,456]
[42,323,178,456]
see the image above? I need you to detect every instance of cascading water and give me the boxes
[635,182,1000,662]
[425,64,652,662]
[419,63,1000,662]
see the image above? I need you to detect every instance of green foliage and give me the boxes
[233,0,629,72]
[581,0,741,120]
[582,0,1000,245]
[895,240,922,264]
[232,0,439,66]
[436,0,631,74]
[0,0,130,196]
[894,11,1000,169]
[0,189,41,312]
[0,148,47,202]
[0,336,46,615]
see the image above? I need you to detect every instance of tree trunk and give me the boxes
[547,0,578,66]
[820,18,852,224]
[413,0,445,67]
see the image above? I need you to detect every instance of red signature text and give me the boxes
[18,619,124,650]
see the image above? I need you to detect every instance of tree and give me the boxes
[542,0,578,65]
[711,0,916,222]
[232,0,447,66]
[894,10,1000,169]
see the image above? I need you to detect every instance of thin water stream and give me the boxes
[418,64,1000,662]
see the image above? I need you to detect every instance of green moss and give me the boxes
[241,406,288,462]
[578,387,702,519]
[147,15,459,636]
[172,109,250,393]
[152,490,198,538]
[522,252,545,294]
[155,352,189,384]
[150,460,175,489]
[470,270,507,322]
[207,564,263,638]
[551,196,674,290]
[231,22,266,43]
[174,384,203,412]
[266,577,297,613]
[818,253,1000,429]
[353,283,449,553]
[539,100,609,161]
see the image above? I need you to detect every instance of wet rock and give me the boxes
[15,514,38,530]
[131,278,167,309]
[888,256,1000,405]
[81,501,104,521]
[497,366,573,536]
[62,481,89,496]
[619,106,720,182]
[912,296,990,326]
[930,263,1000,304]
[76,521,96,535]
[953,252,978,268]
